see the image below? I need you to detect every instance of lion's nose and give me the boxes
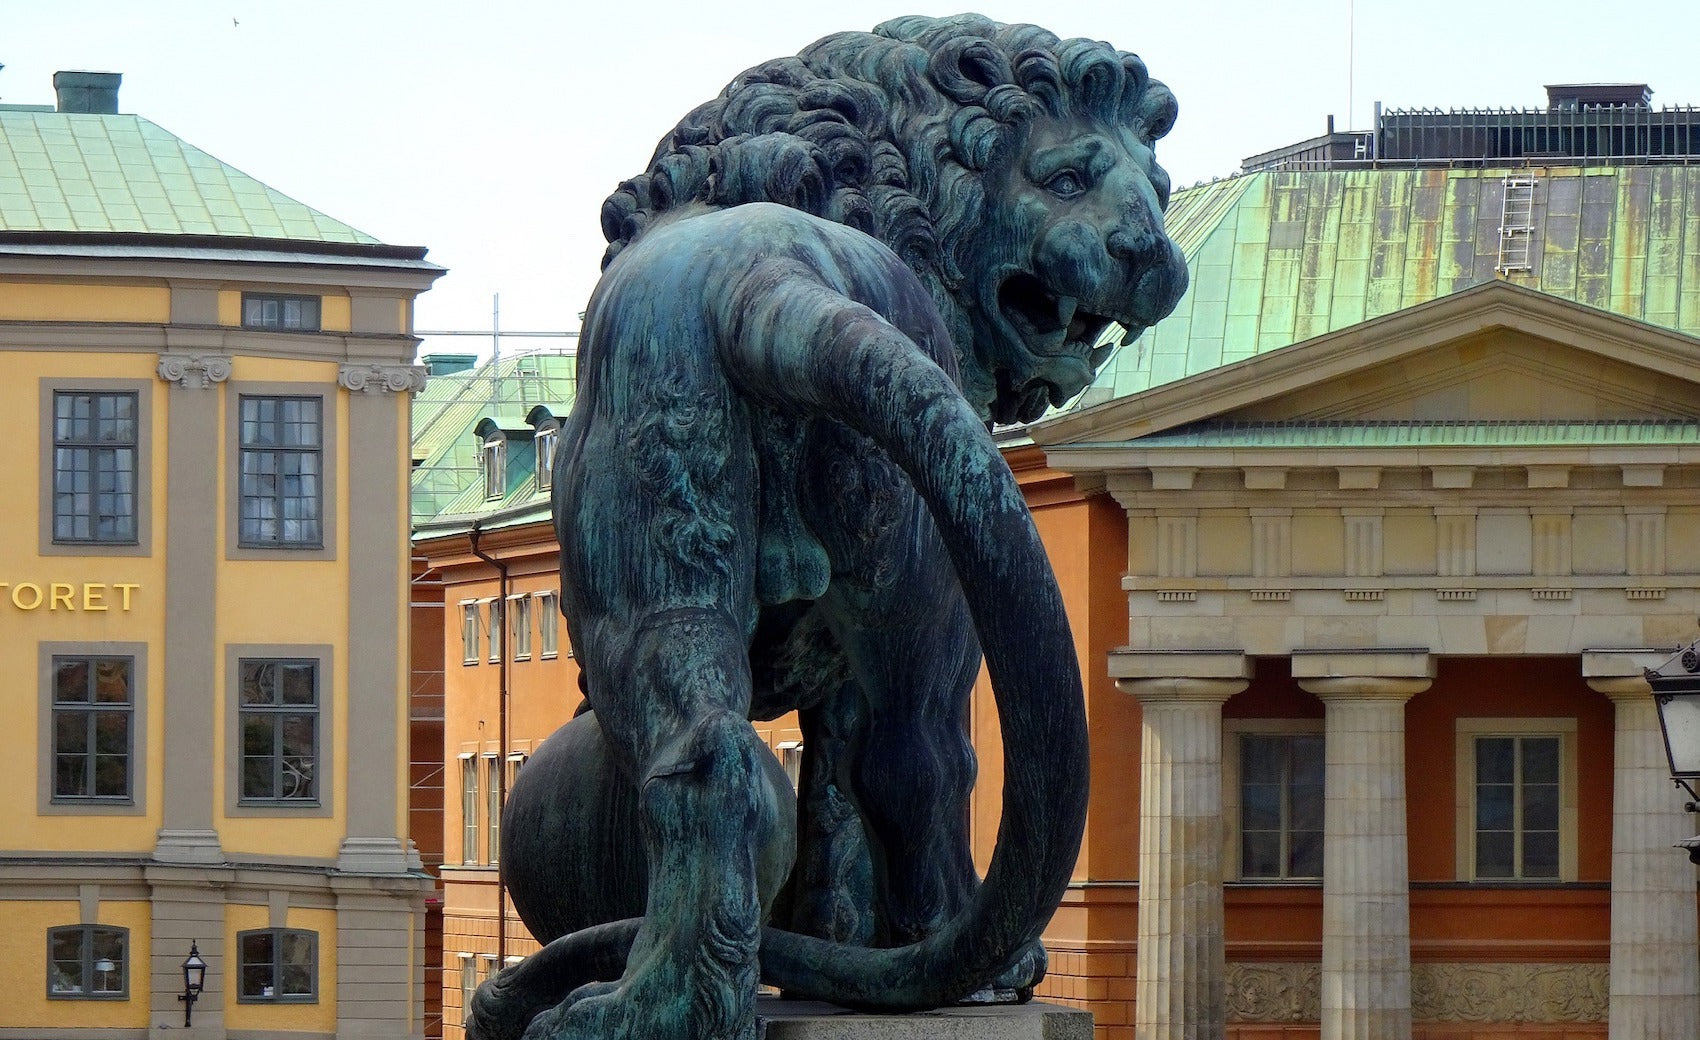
[1107,227,1168,269]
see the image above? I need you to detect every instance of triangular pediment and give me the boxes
[1033,282,1700,448]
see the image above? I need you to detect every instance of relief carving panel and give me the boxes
[1225,962,1608,1024]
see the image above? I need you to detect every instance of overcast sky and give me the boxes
[9,1,1700,356]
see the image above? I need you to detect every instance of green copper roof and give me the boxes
[0,111,378,243]
[1117,419,1700,450]
[411,352,578,527]
[1074,166,1700,410]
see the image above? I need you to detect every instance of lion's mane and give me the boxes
[600,13,1177,313]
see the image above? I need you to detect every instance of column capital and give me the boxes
[338,362,428,395]
[1582,648,1666,702]
[156,352,231,389]
[1118,676,1249,704]
[1111,649,1250,704]
[1300,675,1430,702]
[1293,648,1433,701]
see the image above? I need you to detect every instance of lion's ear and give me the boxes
[1137,82,1178,143]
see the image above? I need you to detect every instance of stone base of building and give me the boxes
[755,998,1092,1039]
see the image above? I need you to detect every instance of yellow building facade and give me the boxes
[1,72,441,1038]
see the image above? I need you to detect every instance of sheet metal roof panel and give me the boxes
[0,111,378,244]
[1051,165,1700,425]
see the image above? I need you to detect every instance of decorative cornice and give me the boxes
[156,352,231,389]
[338,363,428,395]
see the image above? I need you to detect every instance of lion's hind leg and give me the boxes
[526,610,795,1040]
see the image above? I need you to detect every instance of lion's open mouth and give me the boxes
[997,272,1131,359]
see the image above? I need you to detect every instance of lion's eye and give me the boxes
[1044,170,1086,199]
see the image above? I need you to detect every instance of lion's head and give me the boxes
[601,13,1189,423]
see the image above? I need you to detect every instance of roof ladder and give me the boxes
[1496,176,1536,274]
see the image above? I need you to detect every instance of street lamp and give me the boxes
[178,941,207,1026]
[1645,637,1700,863]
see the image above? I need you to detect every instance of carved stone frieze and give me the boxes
[1226,962,1610,1024]
[156,352,232,389]
[1410,962,1608,1023]
[338,363,428,394]
[1225,962,1320,1023]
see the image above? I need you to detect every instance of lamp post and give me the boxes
[178,941,207,1027]
[1645,637,1700,863]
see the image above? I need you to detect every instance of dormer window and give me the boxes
[526,405,562,493]
[536,425,559,492]
[482,433,506,501]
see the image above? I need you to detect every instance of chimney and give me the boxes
[54,71,121,114]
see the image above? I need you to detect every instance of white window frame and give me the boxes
[460,752,480,865]
[460,601,480,666]
[509,594,531,661]
[535,427,558,492]
[1454,717,1578,882]
[1222,719,1326,883]
[485,753,502,866]
[458,952,476,1019]
[778,740,803,791]
[486,599,502,665]
[537,591,559,659]
[482,435,505,500]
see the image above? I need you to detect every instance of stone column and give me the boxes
[1584,654,1700,1040]
[337,364,428,874]
[154,352,231,865]
[1113,650,1251,1040]
[1295,650,1433,1040]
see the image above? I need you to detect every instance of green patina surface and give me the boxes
[410,352,577,527]
[1090,418,1700,450]
[0,110,377,242]
[1075,166,1700,411]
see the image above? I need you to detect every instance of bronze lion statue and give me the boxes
[470,14,1188,1040]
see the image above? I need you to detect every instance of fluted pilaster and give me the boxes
[1297,655,1431,1040]
[1119,672,1247,1040]
[1590,674,1700,1040]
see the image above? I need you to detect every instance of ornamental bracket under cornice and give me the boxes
[156,352,232,389]
[339,363,428,394]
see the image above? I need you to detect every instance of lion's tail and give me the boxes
[712,270,1091,1007]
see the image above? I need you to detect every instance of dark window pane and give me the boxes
[1241,737,1283,784]
[1291,736,1325,784]
[1243,783,1281,830]
[55,660,90,702]
[242,662,275,705]
[1242,832,1282,878]
[1476,831,1515,877]
[281,715,316,758]
[56,754,89,797]
[1290,783,1324,831]
[93,754,128,797]
[281,664,316,705]
[1523,831,1561,878]
[1477,737,1515,783]
[1476,784,1514,831]
[56,712,89,754]
[94,713,128,754]
[1523,782,1560,831]
[243,756,275,800]
[1289,829,1323,877]
[92,660,131,703]
[244,716,275,756]
[1522,738,1560,785]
